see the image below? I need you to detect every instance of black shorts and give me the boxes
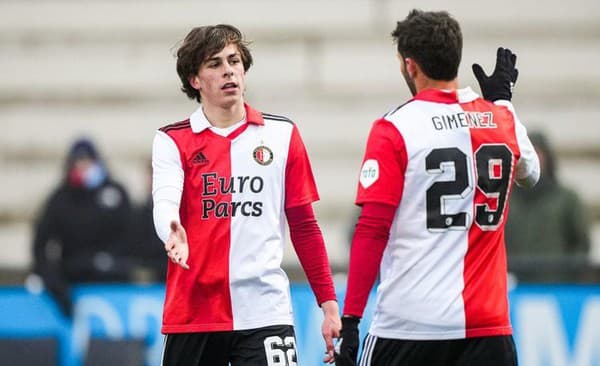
[161,325,297,366]
[358,334,517,366]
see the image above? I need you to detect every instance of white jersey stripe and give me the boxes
[370,100,471,339]
[160,335,167,366]
[359,333,377,366]
[262,112,293,123]
[229,120,295,329]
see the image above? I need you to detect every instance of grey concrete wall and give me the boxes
[2,0,599,274]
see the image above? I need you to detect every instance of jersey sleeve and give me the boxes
[284,125,320,208]
[495,101,540,188]
[286,203,336,305]
[514,121,540,188]
[343,202,395,318]
[152,130,184,243]
[355,119,407,206]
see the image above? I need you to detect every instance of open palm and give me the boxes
[165,221,190,269]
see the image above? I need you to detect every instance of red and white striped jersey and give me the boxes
[155,103,319,333]
[356,87,539,339]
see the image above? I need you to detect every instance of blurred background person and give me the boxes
[505,131,591,282]
[30,138,132,317]
[126,160,167,283]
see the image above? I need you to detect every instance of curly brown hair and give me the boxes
[176,24,253,103]
[391,9,462,81]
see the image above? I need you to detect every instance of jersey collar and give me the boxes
[190,102,264,133]
[411,87,479,104]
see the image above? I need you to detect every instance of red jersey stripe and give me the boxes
[462,98,520,337]
[161,126,234,332]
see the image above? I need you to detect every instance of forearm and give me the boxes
[152,131,184,243]
[153,194,180,244]
[343,202,395,317]
[286,203,336,305]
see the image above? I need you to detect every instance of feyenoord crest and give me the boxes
[253,145,273,166]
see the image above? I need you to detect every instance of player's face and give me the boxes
[399,54,417,96]
[192,43,246,109]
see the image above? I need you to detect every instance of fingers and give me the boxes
[166,247,178,262]
[471,63,487,82]
[509,49,517,68]
[496,46,505,57]
[171,248,189,269]
[501,47,518,84]
[503,48,510,68]
[508,49,518,84]
[495,46,505,68]
[322,325,336,363]
[165,240,190,270]
[323,332,334,353]
[323,336,336,363]
[323,349,335,363]
[167,251,189,269]
[499,47,517,69]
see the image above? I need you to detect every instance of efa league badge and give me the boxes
[253,145,273,166]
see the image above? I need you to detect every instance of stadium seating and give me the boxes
[1,0,599,277]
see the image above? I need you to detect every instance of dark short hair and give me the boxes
[391,9,462,81]
[176,24,253,103]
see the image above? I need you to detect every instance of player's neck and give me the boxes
[202,101,245,128]
[417,78,459,93]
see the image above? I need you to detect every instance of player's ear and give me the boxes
[189,75,201,90]
[405,58,419,79]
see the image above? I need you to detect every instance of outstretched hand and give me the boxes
[472,47,519,102]
[165,221,189,269]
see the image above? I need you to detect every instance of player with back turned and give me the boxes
[152,24,340,365]
[335,9,540,366]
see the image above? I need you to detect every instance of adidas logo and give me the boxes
[192,151,209,165]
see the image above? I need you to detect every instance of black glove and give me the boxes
[335,317,360,366]
[472,47,519,101]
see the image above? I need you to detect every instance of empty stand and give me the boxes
[1,0,599,275]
